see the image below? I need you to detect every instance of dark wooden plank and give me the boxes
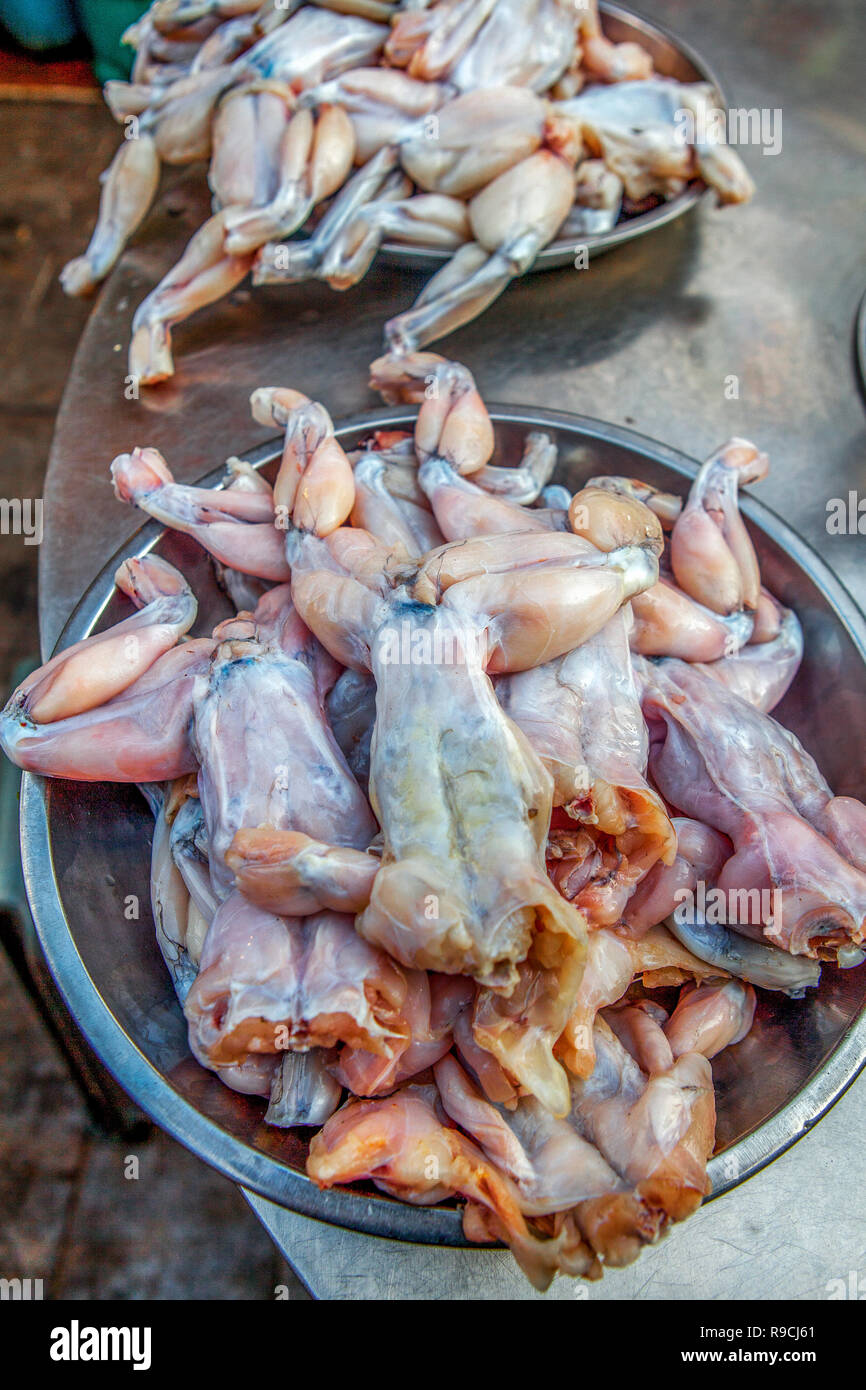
[0,948,87,1287]
[0,411,51,692]
[0,102,114,411]
[54,1132,309,1300]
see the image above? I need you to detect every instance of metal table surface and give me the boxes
[39,0,866,1299]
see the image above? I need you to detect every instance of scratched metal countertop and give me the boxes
[39,0,866,1299]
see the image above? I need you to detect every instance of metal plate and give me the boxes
[380,2,723,273]
[20,407,866,1246]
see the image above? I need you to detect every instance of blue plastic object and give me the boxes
[0,0,79,49]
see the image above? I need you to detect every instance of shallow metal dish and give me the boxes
[20,407,866,1246]
[380,2,724,273]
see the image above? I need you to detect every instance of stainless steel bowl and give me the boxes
[380,2,723,274]
[20,408,866,1245]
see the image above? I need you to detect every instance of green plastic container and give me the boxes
[76,0,150,84]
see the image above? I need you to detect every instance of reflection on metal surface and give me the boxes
[380,2,723,273]
[22,408,866,1246]
[856,289,866,403]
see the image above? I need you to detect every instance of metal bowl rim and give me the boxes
[21,404,866,1244]
[379,0,725,273]
[855,287,866,404]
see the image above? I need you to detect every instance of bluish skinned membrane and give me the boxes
[666,913,821,997]
[557,78,694,132]
[266,1050,342,1128]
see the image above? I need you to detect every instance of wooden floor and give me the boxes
[0,98,309,1301]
